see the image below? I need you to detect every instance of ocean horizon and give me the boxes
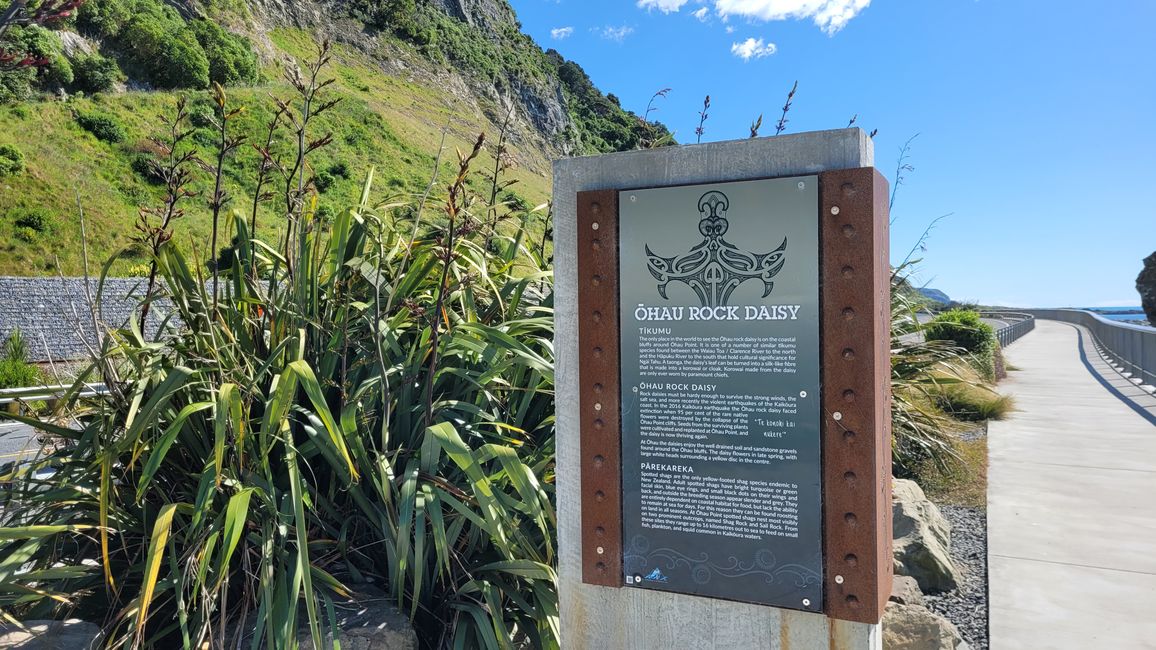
[1083,306,1151,326]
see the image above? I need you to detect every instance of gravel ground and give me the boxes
[925,504,988,650]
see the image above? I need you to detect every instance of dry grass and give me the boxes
[915,434,989,508]
[928,363,1016,422]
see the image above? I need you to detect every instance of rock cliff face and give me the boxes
[430,0,512,30]
[242,0,582,157]
[1138,252,1156,324]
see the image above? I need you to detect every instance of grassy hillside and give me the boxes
[0,26,557,275]
[0,0,665,275]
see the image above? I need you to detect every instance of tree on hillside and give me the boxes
[1137,251,1156,324]
[1,0,82,63]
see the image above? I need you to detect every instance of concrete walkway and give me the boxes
[0,421,38,465]
[988,319,1156,649]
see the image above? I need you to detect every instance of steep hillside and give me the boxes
[0,0,668,275]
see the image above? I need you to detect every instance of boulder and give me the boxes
[893,479,960,592]
[883,602,970,650]
[889,575,925,607]
[0,619,101,649]
[296,590,417,650]
[1137,251,1156,325]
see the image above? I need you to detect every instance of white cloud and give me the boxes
[601,25,636,41]
[637,0,691,13]
[692,6,710,21]
[725,25,736,33]
[550,26,574,39]
[730,37,777,60]
[714,0,871,34]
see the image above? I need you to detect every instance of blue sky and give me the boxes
[509,0,1155,307]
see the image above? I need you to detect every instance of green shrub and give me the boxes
[0,358,40,389]
[80,0,239,89]
[77,0,132,38]
[192,127,217,147]
[130,154,163,183]
[0,67,35,104]
[13,208,57,234]
[328,160,351,179]
[4,327,28,362]
[191,20,258,86]
[76,111,127,143]
[0,144,25,177]
[0,329,41,389]
[187,101,216,128]
[924,310,993,352]
[4,25,73,87]
[312,169,336,193]
[13,226,39,243]
[128,16,211,88]
[924,309,997,379]
[502,189,530,212]
[71,53,122,93]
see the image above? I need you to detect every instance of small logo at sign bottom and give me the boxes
[643,568,669,583]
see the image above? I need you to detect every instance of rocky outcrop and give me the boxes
[893,479,961,593]
[241,0,576,159]
[56,31,97,58]
[0,619,102,648]
[1138,252,1156,325]
[883,602,971,650]
[430,0,512,31]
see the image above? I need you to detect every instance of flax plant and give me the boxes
[0,42,557,650]
[889,265,967,474]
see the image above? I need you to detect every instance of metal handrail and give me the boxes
[1020,309,1155,387]
[980,311,1037,348]
[0,383,108,405]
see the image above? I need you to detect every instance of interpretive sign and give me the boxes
[566,132,892,646]
[618,177,823,610]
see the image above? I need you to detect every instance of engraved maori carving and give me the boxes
[645,191,788,307]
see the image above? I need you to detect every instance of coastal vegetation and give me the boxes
[0,44,558,648]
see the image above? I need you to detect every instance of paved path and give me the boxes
[988,319,1156,649]
[0,421,38,465]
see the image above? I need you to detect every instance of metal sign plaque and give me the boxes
[618,176,823,611]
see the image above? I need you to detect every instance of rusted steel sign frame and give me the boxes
[575,166,891,624]
[576,190,623,587]
[817,167,893,623]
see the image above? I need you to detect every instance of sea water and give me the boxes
[1085,306,1152,327]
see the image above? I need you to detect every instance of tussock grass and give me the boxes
[928,364,1015,422]
[914,434,989,509]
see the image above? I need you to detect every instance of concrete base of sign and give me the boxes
[554,129,881,649]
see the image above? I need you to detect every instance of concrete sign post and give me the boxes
[554,128,891,649]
